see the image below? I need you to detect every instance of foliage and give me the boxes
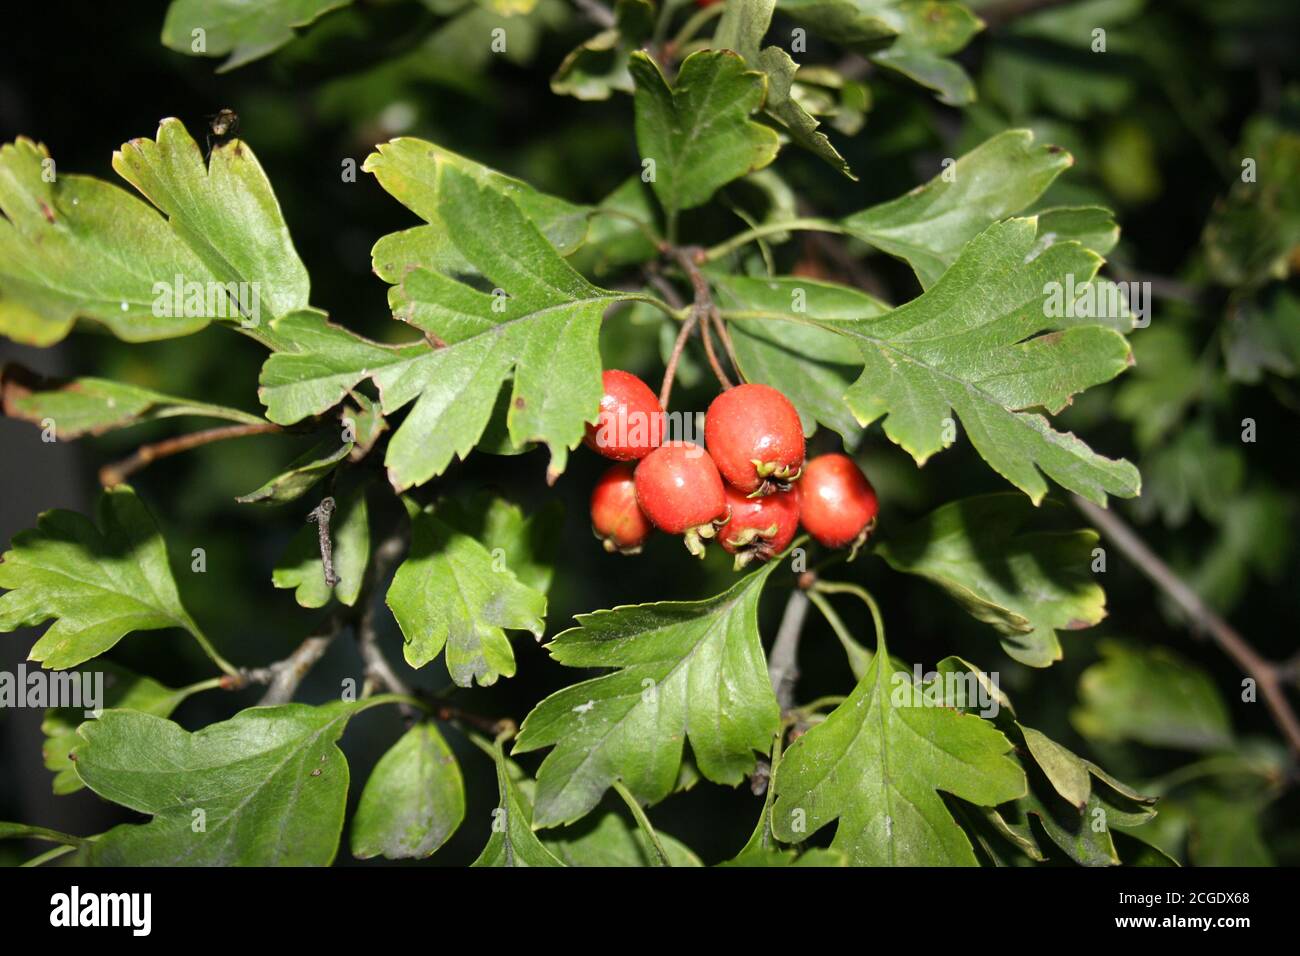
[1,0,1297,869]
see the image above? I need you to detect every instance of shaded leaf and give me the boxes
[770,623,1025,865]
[42,663,192,795]
[551,0,655,101]
[351,723,465,860]
[841,130,1073,289]
[471,735,564,867]
[1072,640,1234,751]
[73,699,394,865]
[1,363,265,437]
[386,505,546,686]
[544,807,704,867]
[0,486,204,670]
[515,561,783,828]
[234,439,352,505]
[712,274,889,442]
[162,0,352,72]
[875,494,1107,666]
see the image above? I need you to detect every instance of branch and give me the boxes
[99,422,281,487]
[225,610,347,704]
[572,0,615,28]
[1073,494,1300,756]
[671,246,735,390]
[769,588,811,712]
[308,496,339,588]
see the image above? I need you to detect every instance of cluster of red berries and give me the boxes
[584,370,879,568]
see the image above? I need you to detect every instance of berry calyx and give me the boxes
[720,485,800,570]
[583,369,665,461]
[590,463,653,555]
[634,442,730,557]
[704,383,805,496]
[799,453,878,555]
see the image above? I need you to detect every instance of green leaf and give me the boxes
[0,120,309,346]
[471,735,564,867]
[629,49,780,217]
[162,0,352,72]
[716,0,856,177]
[775,0,982,105]
[770,624,1026,865]
[1035,206,1120,257]
[867,0,983,106]
[875,494,1107,666]
[931,657,1157,866]
[73,699,395,865]
[544,808,704,867]
[351,723,466,860]
[0,486,205,670]
[364,141,627,489]
[1187,791,1272,866]
[234,439,352,505]
[42,663,193,795]
[1224,288,1300,383]
[551,0,655,101]
[0,138,203,345]
[272,487,370,607]
[515,561,783,828]
[436,493,562,594]
[834,218,1139,505]
[1072,641,1234,751]
[256,311,428,426]
[367,138,592,284]
[113,118,311,321]
[1,363,265,437]
[386,505,547,686]
[841,130,1073,289]
[713,274,888,443]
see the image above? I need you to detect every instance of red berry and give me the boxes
[720,484,800,570]
[704,383,805,496]
[634,442,730,557]
[799,453,878,552]
[590,463,653,555]
[584,369,664,461]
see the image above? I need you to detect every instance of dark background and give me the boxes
[1,0,1297,865]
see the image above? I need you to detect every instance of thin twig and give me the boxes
[1073,494,1300,757]
[229,611,347,704]
[671,246,733,390]
[709,305,744,382]
[659,310,698,410]
[356,531,415,713]
[769,589,811,712]
[308,496,339,588]
[99,422,281,487]
[572,0,615,28]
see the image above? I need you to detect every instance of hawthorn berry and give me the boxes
[634,442,730,557]
[590,463,653,555]
[799,453,878,553]
[583,369,664,461]
[704,383,805,496]
[720,484,800,570]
